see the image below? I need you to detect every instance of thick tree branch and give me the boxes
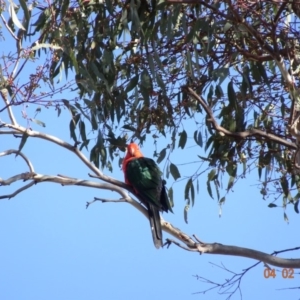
[186,87,297,150]
[0,171,151,219]
[88,173,133,192]
[1,167,300,268]
[0,130,20,135]
[192,243,300,268]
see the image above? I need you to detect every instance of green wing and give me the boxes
[160,181,173,213]
[125,157,173,248]
[125,157,162,208]
[125,157,172,212]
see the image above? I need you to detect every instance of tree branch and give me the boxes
[0,181,35,199]
[0,149,35,172]
[0,130,20,135]
[0,121,103,176]
[86,197,127,208]
[186,87,297,150]
[1,168,300,268]
[192,243,300,268]
[0,89,17,125]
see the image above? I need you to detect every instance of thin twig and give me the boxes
[165,238,199,252]
[0,181,35,199]
[0,149,34,172]
[86,197,126,208]
[193,234,205,244]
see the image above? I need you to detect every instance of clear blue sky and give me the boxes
[0,6,300,300]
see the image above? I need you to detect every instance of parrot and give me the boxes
[122,143,173,248]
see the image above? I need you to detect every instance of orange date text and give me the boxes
[263,268,294,279]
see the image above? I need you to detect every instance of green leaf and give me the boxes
[257,62,269,86]
[100,147,107,169]
[213,67,229,85]
[205,135,214,152]
[31,119,46,127]
[284,212,289,223]
[184,204,189,224]
[79,140,90,151]
[90,145,100,168]
[96,130,104,147]
[17,133,28,154]
[186,49,194,80]
[153,51,165,73]
[69,119,77,142]
[79,120,87,142]
[226,162,237,177]
[197,131,203,147]
[258,150,264,179]
[156,148,167,164]
[214,179,220,200]
[168,187,174,208]
[268,203,277,208]
[227,81,237,109]
[193,130,198,145]
[19,0,30,30]
[62,99,77,117]
[60,0,69,19]
[140,69,152,90]
[207,169,216,181]
[147,53,155,77]
[215,84,224,99]
[91,109,98,130]
[69,114,80,142]
[227,176,235,190]
[197,155,211,162]
[280,176,289,197]
[294,200,299,214]
[166,162,170,179]
[170,163,181,180]
[105,0,114,15]
[123,124,136,131]
[184,178,191,200]
[75,102,90,121]
[57,106,61,117]
[224,22,232,33]
[140,86,150,107]
[219,197,226,204]
[8,0,25,30]
[178,130,187,149]
[156,73,166,94]
[207,180,213,199]
[125,75,139,93]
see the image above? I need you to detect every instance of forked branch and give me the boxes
[0,149,34,172]
[186,87,297,150]
[0,121,300,269]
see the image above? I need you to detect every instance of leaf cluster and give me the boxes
[3,0,300,215]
